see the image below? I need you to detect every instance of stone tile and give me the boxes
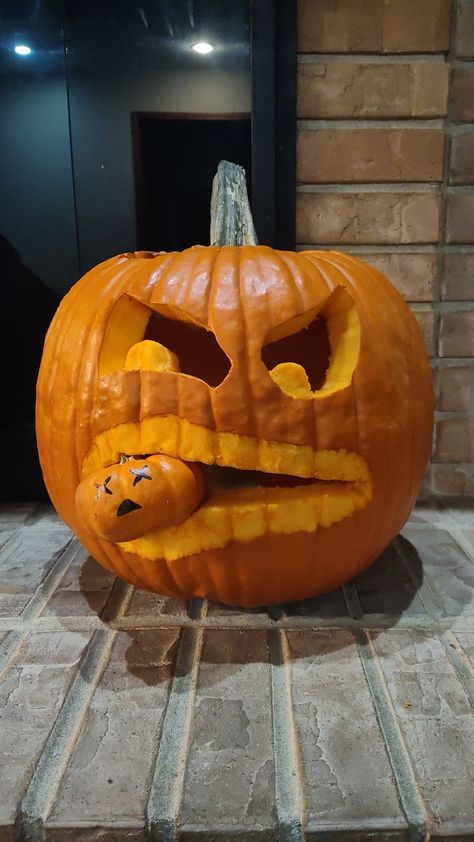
[45,830,146,842]
[362,251,438,301]
[372,630,474,834]
[287,630,407,835]
[0,503,36,529]
[443,253,474,300]
[179,629,276,835]
[0,631,92,834]
[432,464,469,495]
[450,132,474,184]
[285,588,348,620]
[448,500,474,527]
[402,526,474,617]
[439,366,472,411]
[124,588,187,619]
[446,193,474,244]
[408,500,444,523]
[297,0,451,53]
[47,629,180,833]
[352,543,427,617]
[435,418,474,462]
[206,601,271,619]
[40,554,116,618]
[298,62,449,120]
[0,523,72,618]
[455,631,474,668]
[451,68,474,121]
[454,0,474,58]
[297,129,444,184]
[296,191,440,245]
[440,310,474,356]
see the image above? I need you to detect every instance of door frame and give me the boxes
[251,0,296,249]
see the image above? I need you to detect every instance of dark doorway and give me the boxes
[133,114,251,252]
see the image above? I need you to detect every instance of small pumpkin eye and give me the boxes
[262,286,361,399]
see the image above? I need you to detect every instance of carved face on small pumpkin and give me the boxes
[37,246,433,606]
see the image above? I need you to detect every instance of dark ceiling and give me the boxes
[0,0,250,76]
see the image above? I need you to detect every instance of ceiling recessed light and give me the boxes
[14,44,32,56]
[192,42,213,54]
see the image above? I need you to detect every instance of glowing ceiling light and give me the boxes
[192,42,213,54]
[14,44,32,56]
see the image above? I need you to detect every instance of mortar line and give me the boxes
[268,628,305,842]
[354,628,428,842]
[146,624,204,841]
[100,578,134,623]
[342,581,364,620]
[3,613,474,634]
[296,182,440,193]
[298,118,445,129]
[18,628,116,842]
[297,53,448,64]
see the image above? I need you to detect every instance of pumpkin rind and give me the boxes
[36,245,433,606]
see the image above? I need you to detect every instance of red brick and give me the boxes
[434,418,474,461]
[451,68,474,121]
[297,129,445,183]
[297,62,449,119]
[443,253,474,300]
[361,252,438,301]
[439,366,472,410]
[454,0,474,58]
[450,132,474,184]
[296,191,440,245]
[298,0,452,53]
[440,310,474,356]
[446,194,474,244]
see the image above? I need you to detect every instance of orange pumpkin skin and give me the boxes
[75,455,204,543]
[36,246,433,606]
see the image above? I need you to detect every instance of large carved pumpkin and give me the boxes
[36,167,433,606]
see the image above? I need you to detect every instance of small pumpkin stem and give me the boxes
[210,160,258,247]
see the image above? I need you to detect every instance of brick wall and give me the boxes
[296,0,474,496]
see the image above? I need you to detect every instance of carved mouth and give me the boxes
[82,415,371,561]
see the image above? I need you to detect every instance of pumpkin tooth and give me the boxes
[83,415,369,483]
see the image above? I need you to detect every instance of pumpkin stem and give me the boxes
[210,160,258,247]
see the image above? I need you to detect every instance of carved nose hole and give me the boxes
[145,312,230,387]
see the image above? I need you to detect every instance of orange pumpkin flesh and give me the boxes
[36,246,433,606]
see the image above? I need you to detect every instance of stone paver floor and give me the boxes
[0,500,473,841]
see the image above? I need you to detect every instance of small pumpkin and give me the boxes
[36,162,433,606]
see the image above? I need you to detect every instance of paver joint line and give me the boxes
[269,629,305,842]
[354,628,428,842]
[18,628,117,842]
[146,625,204,841]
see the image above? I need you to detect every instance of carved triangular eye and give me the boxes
[98,294,230,387]
[262,286,361,399]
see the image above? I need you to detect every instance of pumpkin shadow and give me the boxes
[78,534,424,687]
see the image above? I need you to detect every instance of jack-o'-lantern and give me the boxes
[36,163,433,606]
